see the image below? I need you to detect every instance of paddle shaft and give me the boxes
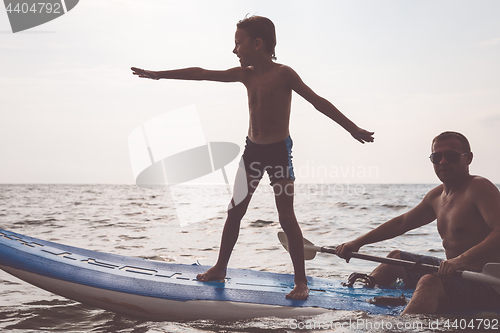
[314,245,463,277]
[278,232,500,286]
[320,246,500,291]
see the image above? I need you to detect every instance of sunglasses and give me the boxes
[429,151,468,164]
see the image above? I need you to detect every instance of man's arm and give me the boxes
[131,67,246,83]
[335,190,438,262]
[440,178,500,274]
[284,66,374,143]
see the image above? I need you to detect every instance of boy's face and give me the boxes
[233,28,256,67]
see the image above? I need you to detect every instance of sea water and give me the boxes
[0,184,496,332]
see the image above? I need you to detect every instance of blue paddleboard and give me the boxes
[0,229,413,320]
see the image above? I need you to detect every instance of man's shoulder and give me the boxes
[469,175,495,186]
[466,175,499,196]
[425,184,444,200]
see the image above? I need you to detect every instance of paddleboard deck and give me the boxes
[0,229,414,320]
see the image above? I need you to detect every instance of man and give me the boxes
[335,131,500,314]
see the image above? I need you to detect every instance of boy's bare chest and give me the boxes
[245,74,291,106]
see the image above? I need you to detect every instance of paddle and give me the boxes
[277,232,500,293]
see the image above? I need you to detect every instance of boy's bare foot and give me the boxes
[196,266,227,282]
[285,282,309,300]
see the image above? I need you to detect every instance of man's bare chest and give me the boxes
[435,195,485,240]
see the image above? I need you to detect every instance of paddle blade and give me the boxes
[482,263,500,294]
[277,232,317,260]
[462,263,500,294]
[482,263,500,279]
[303,238,319,260]
[277,232,290,251]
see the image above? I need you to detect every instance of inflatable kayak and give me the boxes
[0,229,414,320]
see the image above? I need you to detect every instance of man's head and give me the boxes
[430,131,473,183]
[432,131,471,154]
[235,15,277,61]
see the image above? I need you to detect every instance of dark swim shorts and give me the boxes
[242,136,295,186]
[399,251,500,312]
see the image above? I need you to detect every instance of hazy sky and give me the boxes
[1,0,499,184]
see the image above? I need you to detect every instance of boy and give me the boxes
[132,15,374,300]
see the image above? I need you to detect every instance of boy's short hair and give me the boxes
[432,131,471,153]
[237,15,277,60]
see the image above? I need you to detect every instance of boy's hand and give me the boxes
[131,67,159,80]
[351,127,374,144]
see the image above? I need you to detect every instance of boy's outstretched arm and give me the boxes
[131,67,245,83]
[285,67,374,143]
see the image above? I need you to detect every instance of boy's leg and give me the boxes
[273,179,309,300]
[197,164,259,281]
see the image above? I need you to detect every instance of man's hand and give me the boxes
[335,241,362,263]
[131,67,159,80]
[351,127,375,144]
[438,257,467,277]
